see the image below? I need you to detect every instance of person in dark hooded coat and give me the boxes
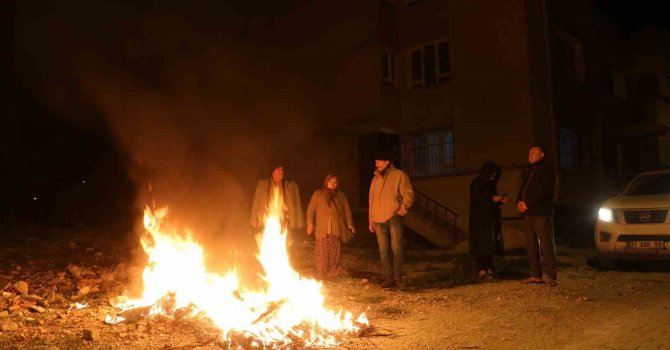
[469,161,507,279]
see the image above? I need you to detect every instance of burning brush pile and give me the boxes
[102,191,369,348]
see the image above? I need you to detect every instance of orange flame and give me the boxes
[107,187,368,347]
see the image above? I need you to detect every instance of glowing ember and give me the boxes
[72,302,88,310]
[107,188,368,347]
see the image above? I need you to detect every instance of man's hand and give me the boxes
[348,225,356,234]
[368,223,375,233]
[516,201,528,213]
[493,195,509,204]
[306,224,314,235]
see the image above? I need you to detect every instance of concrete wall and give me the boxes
[396,0,536,173]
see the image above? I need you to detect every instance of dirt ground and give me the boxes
[1,225,669,350]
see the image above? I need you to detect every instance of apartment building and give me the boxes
[247,0,665,243]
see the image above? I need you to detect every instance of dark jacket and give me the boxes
[469,162,503,256]
[516,160,556,216]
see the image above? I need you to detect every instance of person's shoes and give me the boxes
[485,270,494,280]
[381,279,396,288]
[544,279,558,287]
[520,277,544,284]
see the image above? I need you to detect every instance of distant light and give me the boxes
[33,196,38,201]
[82,180,87,184]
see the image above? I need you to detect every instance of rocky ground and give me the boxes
[1,224,669,350]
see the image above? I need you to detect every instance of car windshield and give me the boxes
[624,173,670,195]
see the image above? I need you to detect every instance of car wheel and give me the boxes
[598,255,617,270]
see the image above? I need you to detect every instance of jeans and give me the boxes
[524,215,557,280]
[375,215,404,281]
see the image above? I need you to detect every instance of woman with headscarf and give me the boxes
[306,175,355,280]
[469,161,507,279]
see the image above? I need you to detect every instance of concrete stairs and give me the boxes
[403,211,454,248]
[404,190,459,248]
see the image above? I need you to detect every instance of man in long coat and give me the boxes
[250,165,304,235]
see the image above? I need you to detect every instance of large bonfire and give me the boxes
[106,188,368,348]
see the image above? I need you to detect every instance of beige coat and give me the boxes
[306,190,353,240]
[250,179,304,230]
[369,164,414,224]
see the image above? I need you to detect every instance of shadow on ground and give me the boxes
[586,255,670,272]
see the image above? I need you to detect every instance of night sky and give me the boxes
[594,0,669,35]
[2,0,668,231]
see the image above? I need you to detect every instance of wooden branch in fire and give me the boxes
[251,299,287,325]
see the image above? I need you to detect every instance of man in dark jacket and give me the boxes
[516,145,558,287]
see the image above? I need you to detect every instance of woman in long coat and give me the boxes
[306,175,355,280]
[469,161,507,279]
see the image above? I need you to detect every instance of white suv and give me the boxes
[595,170,670,268]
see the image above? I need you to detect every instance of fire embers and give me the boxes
[105,203,369,348]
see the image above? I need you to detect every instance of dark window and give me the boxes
[559,127,581,170]
[424,45,436,86]
[382,52,389,80]
[409,41,450,88]
[601,63,613,93]
[382,50,396,85]
[438,42,451,82]
[402,129,455,177]
[554,30,585,83]
[411,49,422,86]
[625,173,670,195]
[638,76,660,97]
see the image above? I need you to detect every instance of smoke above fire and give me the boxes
[9,0,361,265]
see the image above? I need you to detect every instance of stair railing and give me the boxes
[412,189,459,244]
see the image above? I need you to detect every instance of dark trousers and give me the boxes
[524,215,557,280]
[476,255,493,271]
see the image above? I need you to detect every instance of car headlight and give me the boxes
[598,208,616,223]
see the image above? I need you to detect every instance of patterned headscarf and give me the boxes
[323,175,338,207]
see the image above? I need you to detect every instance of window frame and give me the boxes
[401,127,455,178]
[554,27,586,83]
[559,127,582,171]
[408,39,451,89]
[382,49,397,86]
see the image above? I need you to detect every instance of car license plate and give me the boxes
[625,241,666,249]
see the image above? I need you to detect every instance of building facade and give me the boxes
[249,0,669,242]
